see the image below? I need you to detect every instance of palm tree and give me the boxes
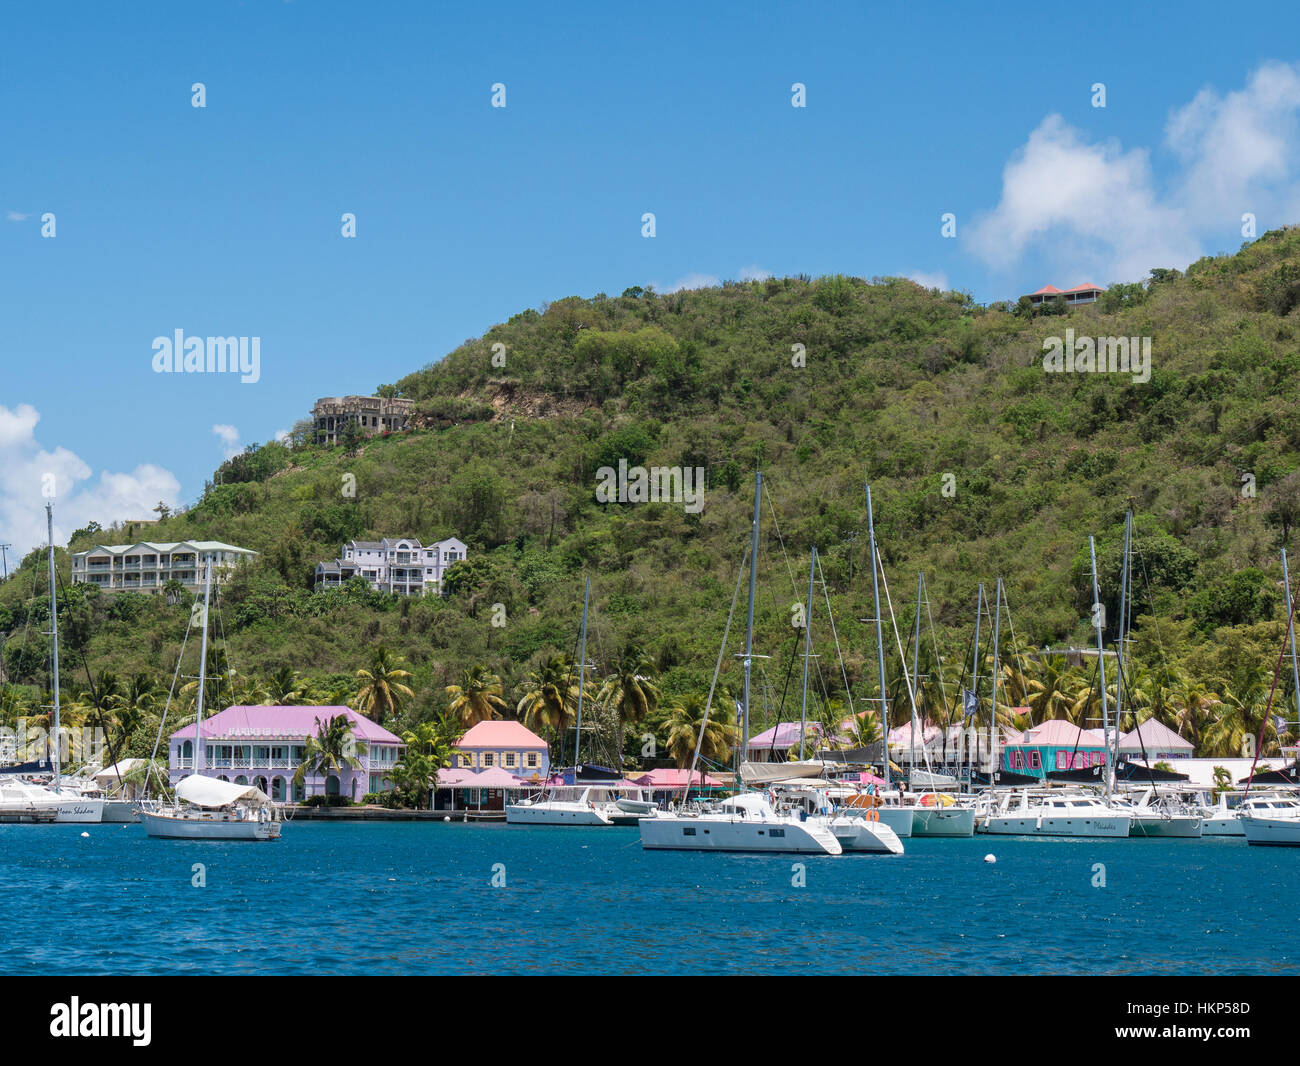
[390,722,452,808]
[516,655,579,738]
[664,694,736,770]
[354,647,415,726]
[1026,655,1075,725]
[292,714,368,801]
[445,665,508,728]
[1169,677,1220,754]
[597,644,661,765]
[266,665,306,705]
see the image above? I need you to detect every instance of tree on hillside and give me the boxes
[354,647,415,726]
[597,644,661,766]
[445,665,508,727]
[517,655,578,740]
[664,694,735,771]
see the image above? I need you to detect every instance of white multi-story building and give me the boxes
[314,536,467,597]
[71,541,257,593]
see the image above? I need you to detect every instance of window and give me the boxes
[1028,751,1041,770]
[526,753,538,767]
[770,828,785,837]
[504,753,516,768]
[483,752,495,767]
[682,827,696,836]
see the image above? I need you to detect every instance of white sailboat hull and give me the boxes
[908,806,976,837]
[0,783,104,823]
[979,812,1132,837]
[1128,813,1202,838]
[506,801,613,826]
[1201,812,1245,836]
[827,817,904,854]
[140,808,280,840]
[1242,816,1300,846]
[639,813,842,854]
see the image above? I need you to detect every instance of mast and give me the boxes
[573,576,590,770]
[865,484,889,791]
[1116,509,1132,768]
[193,563,213,776]
[911,571,923,786]
[990,577,1003,778]
[1284,548,1300,742]
[741,472,761,762]
[798,547,816,760]
[970,583,983,779]
[46,503,61,792]
[1088,536,1112,799]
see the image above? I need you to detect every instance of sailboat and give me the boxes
[0,504,104,824]
[641,472,899,855]
[506,578,657,826]
[1240,547,1300,847]
[977,538,1131,838]
[138,566,280,840]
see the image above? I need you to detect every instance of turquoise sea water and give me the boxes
[1,822,1295,975]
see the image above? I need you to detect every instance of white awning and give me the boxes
[176,775,272,808]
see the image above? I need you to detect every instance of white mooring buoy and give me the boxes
[80,832,90,838]
[984,853,996,864]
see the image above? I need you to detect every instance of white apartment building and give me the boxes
[314,536,467,597]
[71,541,258,593]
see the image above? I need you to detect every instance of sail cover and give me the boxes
[176,775,272,808]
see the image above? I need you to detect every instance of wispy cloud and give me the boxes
[5,211,30,222]
[212,424,241,460]
[904,270,949,291]
[967,61,1300,285]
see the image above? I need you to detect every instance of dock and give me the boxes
[0,807,59,823]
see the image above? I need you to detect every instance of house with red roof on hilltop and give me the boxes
[1023,283,1104,308]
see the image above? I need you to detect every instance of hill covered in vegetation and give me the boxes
[5,226,1300,773]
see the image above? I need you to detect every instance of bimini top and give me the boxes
[176,775,273,809]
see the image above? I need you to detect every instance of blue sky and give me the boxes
[3,0,1300,551]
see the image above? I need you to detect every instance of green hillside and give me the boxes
[6,227,1300,773]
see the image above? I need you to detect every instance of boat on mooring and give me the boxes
[139,567,280,841]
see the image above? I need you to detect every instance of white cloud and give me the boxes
[655,272,721,294]
[0,404,181,553]
[967,62,1300,286]
[273,427,291,443]
[905,270,949,291]
[212,424,241,460]
[737,265,772,282]
[5,211,29,222]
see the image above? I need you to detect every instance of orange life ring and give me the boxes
[867,808,879,822]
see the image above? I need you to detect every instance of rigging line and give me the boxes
[814,552,859,730]
[1000,584,1028,719]
[53,568,125,788]
[922,575,952,713]
[761,480,801,600]
[147,598,197,798]
[685,535,750,805]
[1244,571,1300,798]
[874,544,937,789]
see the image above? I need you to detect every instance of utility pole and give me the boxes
[0,543,10,580]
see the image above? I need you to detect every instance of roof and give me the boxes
[1028,284,1061,296]
[455,720,548,750]
[171,705,402,744]
[74,540,256,558]
[436,767,528,788]
[748,721,820,749]
[1064,282,1103,293]
[1020,719,1105,747]
[1118,719,1195,753]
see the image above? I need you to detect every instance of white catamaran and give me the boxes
[139,567,281,841]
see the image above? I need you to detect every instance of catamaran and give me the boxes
[0,505,105,824]
[1240,793,1300,846]
[139,567,281,841]
[640,474,900,856]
